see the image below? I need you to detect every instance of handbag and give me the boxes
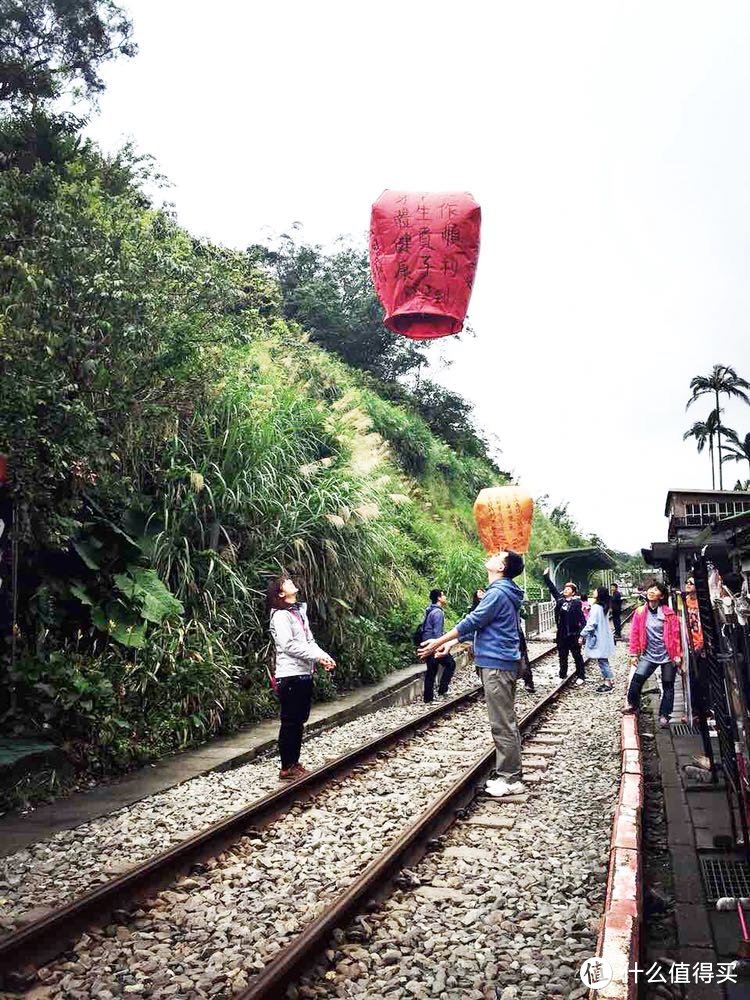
[265,664,279,693]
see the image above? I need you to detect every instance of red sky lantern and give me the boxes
[369,190,481,340]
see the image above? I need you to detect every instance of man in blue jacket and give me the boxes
[419,550,526,797]
[420,589,456,702]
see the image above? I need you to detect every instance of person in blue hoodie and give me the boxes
[418,550,526,798]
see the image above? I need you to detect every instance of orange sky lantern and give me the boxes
[473,487,534,555]
[369,190,481,340]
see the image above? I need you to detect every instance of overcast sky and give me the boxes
[88,1,750,552]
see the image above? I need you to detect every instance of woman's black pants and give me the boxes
[557,634,585,680]
[277,675,313,768]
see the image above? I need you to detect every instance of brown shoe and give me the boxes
[278,766,298,780]
[292,763,311,777]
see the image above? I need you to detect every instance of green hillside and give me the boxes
[0,117,594,783]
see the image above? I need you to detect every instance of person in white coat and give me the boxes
[579,586,616,692]
[267,573,336,780]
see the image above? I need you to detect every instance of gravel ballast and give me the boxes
[0,657,493,931]
[292,644,629,1000]
[23,656,569,998]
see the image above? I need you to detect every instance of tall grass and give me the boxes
[142,356,405,698]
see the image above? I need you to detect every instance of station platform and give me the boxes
[641,692,750,999]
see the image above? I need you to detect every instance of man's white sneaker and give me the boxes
[574,678,585,687]
[485,779,510,796]
[485,779,526,797]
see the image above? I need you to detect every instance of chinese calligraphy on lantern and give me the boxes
[473,488,534,555]
[369,190,481,341]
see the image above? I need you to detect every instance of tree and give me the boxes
[0,0,135,108]
[686,365,750,489]
[721,430,750,483]
[683,409,724,489]
[248,235,428,383]
[410,379,489,459]
[547,501,588,548]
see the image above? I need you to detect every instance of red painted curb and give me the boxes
[622,749,642,776]
[621,715,640,752]
[610,808,640,854]
[590,688,642,1000]
[619,771,643,811]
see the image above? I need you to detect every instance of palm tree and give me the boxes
[686,365,750,488]
[683,409,723,488]
[721,429,750,483]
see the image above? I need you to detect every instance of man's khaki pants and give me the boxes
[482,667,522,783]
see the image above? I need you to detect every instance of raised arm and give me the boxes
[543,570,561,603]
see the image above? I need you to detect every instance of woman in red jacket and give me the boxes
[624,581,683,727]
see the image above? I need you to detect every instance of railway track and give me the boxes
[4,610,634,996]
[235,674,572,1000]
[236,608,634,1000]
[0,643,556,991]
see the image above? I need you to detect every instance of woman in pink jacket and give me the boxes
[624,581,682,727]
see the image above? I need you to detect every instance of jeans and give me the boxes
[277,675,313,768]
[597,658,614,680]
[483,668,522,783]
[558,633,585,680]
[424,654,456,702]
[627,657,677,718]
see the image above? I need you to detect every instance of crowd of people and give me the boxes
[414,559,627,795]
[264,559,686,791]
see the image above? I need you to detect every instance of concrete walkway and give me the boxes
[0,661,431,856]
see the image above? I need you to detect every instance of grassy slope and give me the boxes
[0,137,587,787]
[236,323,577,631]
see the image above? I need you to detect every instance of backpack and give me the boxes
[413,606,432,647]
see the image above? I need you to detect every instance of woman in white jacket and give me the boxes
[267,574,336,780]
[579,586,616,693]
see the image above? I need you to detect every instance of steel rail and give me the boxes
[237,608,637,1000]
[237,674,573,1000]
[0,644,557,984]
